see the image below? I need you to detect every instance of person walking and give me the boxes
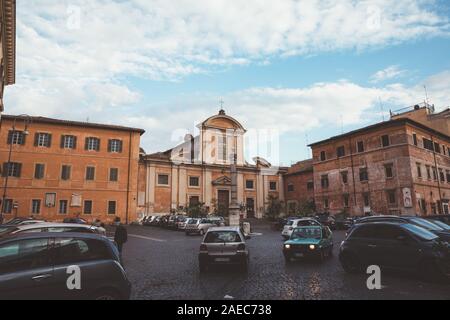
[114,217,128,255]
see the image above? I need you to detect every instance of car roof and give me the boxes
[207,226,241,232]
[14,222,99,231]
[0,231,108,244]
[354,221,407,228]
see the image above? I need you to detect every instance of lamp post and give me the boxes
[0,115,32,223]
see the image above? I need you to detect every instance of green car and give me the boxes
[283,226,334,262]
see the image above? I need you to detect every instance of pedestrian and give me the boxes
[114,217,128,255]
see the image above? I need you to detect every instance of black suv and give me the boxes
[349,215,450,241]
[0,232,131,300]
[339,222,449,280]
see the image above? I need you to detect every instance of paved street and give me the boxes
[119,223,450,300]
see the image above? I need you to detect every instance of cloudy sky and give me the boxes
[5,0,450,165]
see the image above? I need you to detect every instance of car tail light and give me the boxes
[237,244,246,251]
[200,244,207,252]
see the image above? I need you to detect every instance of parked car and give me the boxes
[62,217,87,225]
[335,216,354,230]
[198,226,250,272]
[186,218,219,236]
[423,215,450,226]
[143,216,157,226]
[0,232,131,299]
[0,222,107,239]
[315,214,336,230]
[158,215,170,228]
[283,226,333,262]
[281,218,321,240]
[2,217,46,226]
[176,217,191,230]
[339,222,450,281]
[350,215,450,241]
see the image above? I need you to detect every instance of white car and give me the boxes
[281,218,322,240]
[0,222,107,238]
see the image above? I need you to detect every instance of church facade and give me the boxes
[137,110,287,218]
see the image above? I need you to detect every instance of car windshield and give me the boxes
[286,220,294,226]
[402,224,438,241]
[429,220,450,230]
[189,219,199,224]
[410,218,444,231]
[204,231,241,243]
[291,227,322,240]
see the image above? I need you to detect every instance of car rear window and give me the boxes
[204,231,242,243]
[402,224,438,241]
[53,238,111,265]
[409,218,444,231]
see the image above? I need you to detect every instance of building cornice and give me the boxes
[2,0,16,85]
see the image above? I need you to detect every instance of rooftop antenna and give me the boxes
[378,97,385,121]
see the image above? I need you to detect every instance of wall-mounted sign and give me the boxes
[45,193,56,207]
[403,188,412,208]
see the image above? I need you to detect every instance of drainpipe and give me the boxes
[125,131,132,224]
[430,135,443,213]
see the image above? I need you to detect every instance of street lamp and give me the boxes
[0,114,32,223]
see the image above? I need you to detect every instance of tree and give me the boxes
[186,202,208,218]
[265,195,284,220]
[297,199,316,216]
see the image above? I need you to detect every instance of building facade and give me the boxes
[308,105,450,216]
[137,110,286,218]
[0,115,144,223]
[283,159,315,215]
[0,0,16,112]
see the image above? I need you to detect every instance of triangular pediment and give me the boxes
[212,175,232,186]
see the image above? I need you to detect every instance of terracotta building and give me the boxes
[0,115,144,223]
[0,0,16,112]
[308,105,450,216]
[283,159,315,215]
[137,110,286,218]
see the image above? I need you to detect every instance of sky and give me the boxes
[5,0,450,166]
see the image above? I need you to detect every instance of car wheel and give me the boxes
[340,253,362,274]
[93,289,122,300]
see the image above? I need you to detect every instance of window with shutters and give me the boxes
[3,162,22,177]
[35,133,52,147]
[434,142,441,153]
[320,151,326,161]
[61,165,71,180]
[83,200,93,214]
[343,194,350,208]
[34,163,45,179]
[387,190,397,205]
[321,175,329,188]
[359,168,369,181]
[189,176,200,187]
[356,140,364,153]
[31,199,41,214]
[2,199,13,214]
[109,168,118,182]
[108,139,122,153]
[85,137,100,151]
[107,201,116,215]
[381,135,390,147]
[157,174,169,186]
[412,133,418,146]
[245,180,254,190]
[416,163,422,178]
[341,171,348,184]
[61,135,76,149]
[439,169,445,182]
[423,138,434,151]
[85,166,95,180]
[269,181,277,191]
[59,200,68,214]
[336,146,345,158]
[287,183,294,192]
[384,163,394,178]
[7,130,25,145]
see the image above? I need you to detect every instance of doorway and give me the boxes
[217,190,230,216]
[246,198,255,218]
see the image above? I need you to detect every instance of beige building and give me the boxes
[0,0,16,112]
[137,110,286,218]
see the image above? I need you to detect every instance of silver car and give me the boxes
[0,222,107,238]
[185,217,223,236]
[198,226,250,272]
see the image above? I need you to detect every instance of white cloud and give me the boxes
[370,65,408,83]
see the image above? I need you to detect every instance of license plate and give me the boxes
[215,258,230,262]
[294,253,304,258]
